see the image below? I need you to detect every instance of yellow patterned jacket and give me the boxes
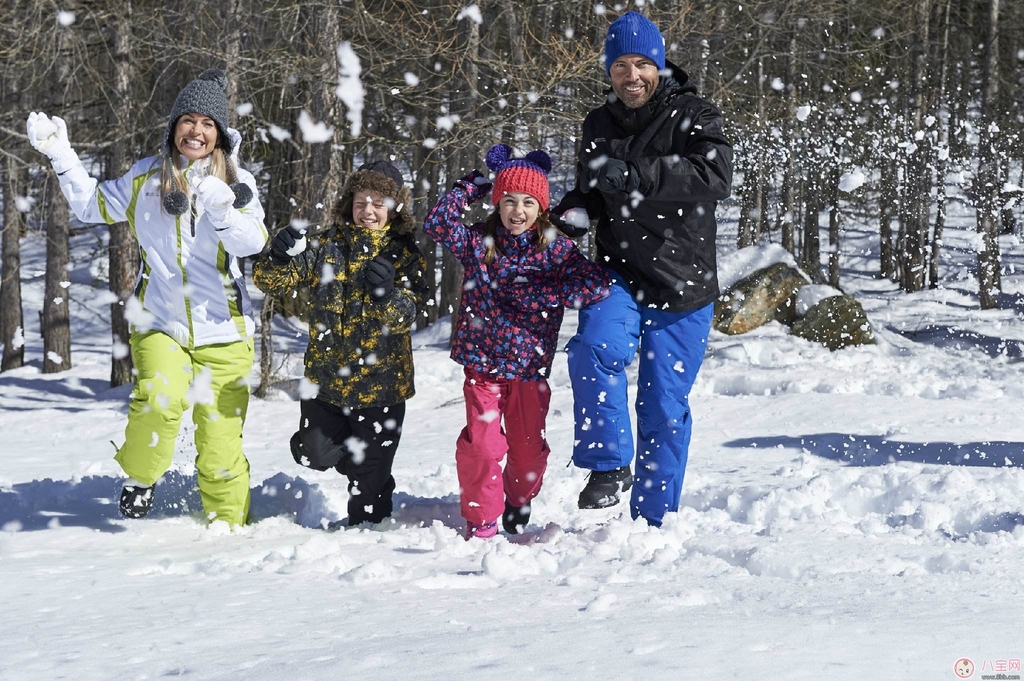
[253,224,428,409]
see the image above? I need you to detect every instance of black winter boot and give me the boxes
[119,481,155,519]
[501,501,531,534]
[577,466,633,509]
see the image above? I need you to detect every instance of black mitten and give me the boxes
[269,226,304,265]
[364,256,396,299]
[596,159,638,193]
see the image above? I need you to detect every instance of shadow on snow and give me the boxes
[0,470,461,534]
[723,432,1023,468]
[895,324,1024,360]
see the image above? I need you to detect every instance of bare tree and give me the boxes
[107,1,139,386]
[974,0,1001,309]
[1,152,25,372]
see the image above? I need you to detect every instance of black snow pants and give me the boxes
[289,398,406,525]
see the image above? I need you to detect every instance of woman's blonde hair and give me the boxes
[481,209,554,264]
[159,146,234,210]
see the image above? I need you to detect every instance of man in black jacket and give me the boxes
[552,10,733,526]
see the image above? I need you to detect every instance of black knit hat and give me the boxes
[166,69,231,151]
[358,160,404,189]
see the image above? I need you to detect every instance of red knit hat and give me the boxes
[486,144,551,211]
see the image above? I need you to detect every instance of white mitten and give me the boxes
[26,112,77,173]
[196,176,237,223]
[562,207,590,229]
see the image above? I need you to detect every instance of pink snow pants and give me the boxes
[456,367,551,526]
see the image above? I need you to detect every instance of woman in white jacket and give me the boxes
[26,69,268,526]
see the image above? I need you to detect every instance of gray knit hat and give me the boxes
[166,68,230,151]
[162,68,253,216]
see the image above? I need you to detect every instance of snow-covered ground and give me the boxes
[1,198,1023,681]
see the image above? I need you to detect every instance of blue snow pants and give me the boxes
[567,273,713,526]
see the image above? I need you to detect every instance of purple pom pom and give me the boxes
[485,143,513,172]
[524,150,551,174]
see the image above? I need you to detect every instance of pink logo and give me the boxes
[954,658,974,679]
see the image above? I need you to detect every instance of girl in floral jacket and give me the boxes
[424,144,611,539]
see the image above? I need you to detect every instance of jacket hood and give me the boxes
[333,169,416,235]
[660,60,697,96]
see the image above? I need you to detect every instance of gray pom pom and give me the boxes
[163,189,189,216]
[231,183,253,209]
[197,68,228,91]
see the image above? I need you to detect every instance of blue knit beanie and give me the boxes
[604,11,666,75]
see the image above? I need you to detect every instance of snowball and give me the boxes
[124,297,155,331]
[297,110,334,143]
[336,42,365,137]
[299,377,320,400]
[838,170,866,193]
[320,263,335,285]
[795,105,811,122]
[562,208,590,229]
[456,4,482,23]
[268,125,292,141]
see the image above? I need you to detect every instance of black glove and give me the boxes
[453,170,492,202]
[550,211,589,239]
[596,158,639,193]
[363,256,396,299]
[269,226,304,265]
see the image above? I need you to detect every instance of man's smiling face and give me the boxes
[610,54,660,109]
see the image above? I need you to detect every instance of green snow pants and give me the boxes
[114,331,253,526]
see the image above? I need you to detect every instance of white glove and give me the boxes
[26,112,77,173]
[196,176,236,223]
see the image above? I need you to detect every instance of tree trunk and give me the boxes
[1,153,25,372]
[224,0,243,116]
[253,293,274,399]
[43,176,72,374]
[302,2,343,225]
[879,154,897,279]
[778,32,798,256]
[899,0,932,293]
[828,171,842,288]
[928,0,953,289]
[108,3,138,387]
[975,0,1001,309]
[413,140,441,327]
[802,175,822,283]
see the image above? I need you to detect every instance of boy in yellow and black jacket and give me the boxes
[253,161,428,526]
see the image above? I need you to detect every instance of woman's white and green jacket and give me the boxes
[55,144,268,348]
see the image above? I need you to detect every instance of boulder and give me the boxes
[714,262,809,335]
[791,294,875,350]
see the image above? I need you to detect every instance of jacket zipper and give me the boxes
[190,194,197,237]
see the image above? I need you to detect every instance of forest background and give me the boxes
[1,0,1022,392]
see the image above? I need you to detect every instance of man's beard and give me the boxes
[613,80,656,109]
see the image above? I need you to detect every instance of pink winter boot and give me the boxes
[465,520,498,540]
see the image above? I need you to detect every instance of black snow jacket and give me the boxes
[554,61,733,312]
